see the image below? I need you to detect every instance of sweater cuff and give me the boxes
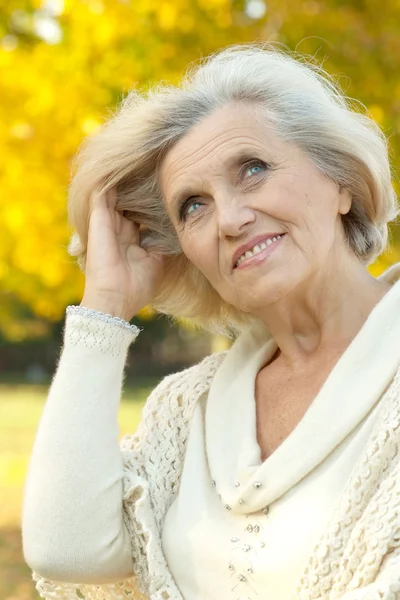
[63,308,141,357]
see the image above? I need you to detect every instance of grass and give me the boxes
[0,382,152,600]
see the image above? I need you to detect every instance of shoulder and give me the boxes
[141,349,228,422]
[152,349,228,399]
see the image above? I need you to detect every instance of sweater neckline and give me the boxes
[205,263,400,514]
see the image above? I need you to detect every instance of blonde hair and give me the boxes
[68,43,400,336]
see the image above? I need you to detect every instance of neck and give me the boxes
[255,259,392,372]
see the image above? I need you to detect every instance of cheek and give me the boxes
[181,232,223,282]
[180,234,211,272]
[287,189,334,242]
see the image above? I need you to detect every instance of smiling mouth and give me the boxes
[234,234,286,269]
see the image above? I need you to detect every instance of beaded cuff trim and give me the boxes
[66,305,142,337]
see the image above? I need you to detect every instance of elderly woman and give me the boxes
[22,44,400,600]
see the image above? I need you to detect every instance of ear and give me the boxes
[338,185,352,216]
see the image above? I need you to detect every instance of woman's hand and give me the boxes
[80,186,164,321]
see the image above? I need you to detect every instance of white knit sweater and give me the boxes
[22,263,400,600]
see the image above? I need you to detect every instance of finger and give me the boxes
[89,186,108,211]
[106,186,118,210]
[120,216,140,245]
[133,222,141,245]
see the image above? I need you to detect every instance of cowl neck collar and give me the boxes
[205,263,400,514]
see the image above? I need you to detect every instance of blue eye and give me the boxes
[186,201,202,215]
[244,161,266,178]
[179,198,202,221]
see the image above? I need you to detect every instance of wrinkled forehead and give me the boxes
[158,103,281,198]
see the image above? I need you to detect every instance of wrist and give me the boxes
[80,293,134,322]
[66,305,141,341]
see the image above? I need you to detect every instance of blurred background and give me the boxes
[1,0,400,598]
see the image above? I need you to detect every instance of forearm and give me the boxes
[22,309,140,583]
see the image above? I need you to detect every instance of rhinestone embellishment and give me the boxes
[226,515,267,595]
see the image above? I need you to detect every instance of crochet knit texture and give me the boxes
[31,349,400,600]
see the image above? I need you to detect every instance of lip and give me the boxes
[232,233,285,269]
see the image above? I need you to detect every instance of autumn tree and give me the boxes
[1,0,399,339]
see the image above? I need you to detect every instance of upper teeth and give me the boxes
[235,235,283,267]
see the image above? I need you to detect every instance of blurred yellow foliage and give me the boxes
[1,0,400,339]
[158,2,179,30]
[138,305,157,320]
[368,104,385,125]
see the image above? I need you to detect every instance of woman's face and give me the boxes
[158,102,352,315]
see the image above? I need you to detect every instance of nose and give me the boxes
[215,192,256,239]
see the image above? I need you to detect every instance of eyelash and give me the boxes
[178,159,268,222]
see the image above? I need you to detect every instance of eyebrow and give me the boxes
[169,149,266,217]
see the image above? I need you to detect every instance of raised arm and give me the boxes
[22,185,165,585]
[22,309,140,583]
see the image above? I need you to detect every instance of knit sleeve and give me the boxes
[22,310,147,597]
